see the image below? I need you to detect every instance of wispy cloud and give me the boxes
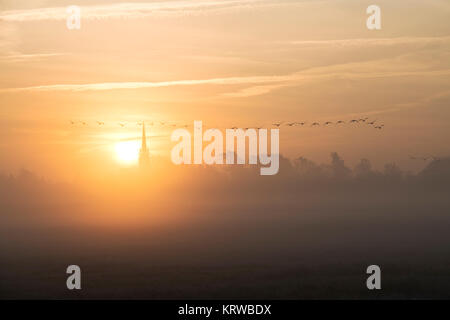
[222,84,287,97]
[0,74,292,92]
[282,36,450,48]
[0,0,289,22]
[0,52,66,62]
[2,67,449,94]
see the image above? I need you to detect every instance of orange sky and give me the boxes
[1,0,449,180]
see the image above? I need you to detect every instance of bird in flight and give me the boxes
[297,122,306,126]
[70,121,76,125]
[324,121,333,126]
[311,122,320,126]
[367,120,376,125]
[272,122,283,127]
[349,119,358,123]
[97,121,104,126]
[81,121,87,126]
[119,123,125,127]
[336,120,345,125]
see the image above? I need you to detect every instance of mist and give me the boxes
[1,153,450,299]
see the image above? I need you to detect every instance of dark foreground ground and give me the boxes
[2,197,450,299]
[2,259,450,300]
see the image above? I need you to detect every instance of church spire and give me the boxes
[139,121,150,167]
[141,121,147,151]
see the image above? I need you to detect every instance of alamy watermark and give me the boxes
[170,121,279,176]
[66,5,81,30]
[366,5,381,30]
[66,265,81,290]
[366,265,381,290]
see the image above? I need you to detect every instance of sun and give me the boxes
[115,140,140,165]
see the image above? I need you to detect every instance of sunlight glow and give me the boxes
[115,140,140,165]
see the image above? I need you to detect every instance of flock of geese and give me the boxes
[69,117,385,130]
[409,156,440,161]
[68,120,446,162]
[269,117,384,129]
[70,120,189,128]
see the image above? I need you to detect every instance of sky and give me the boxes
[0,0,449,180]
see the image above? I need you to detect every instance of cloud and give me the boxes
[2,63,449,93]
[0,0,290,22]
[282,36,450,48]
[0,52,66,62]
[0,74,293,92]
[222,84,287,97]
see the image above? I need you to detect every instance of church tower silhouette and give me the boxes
[139,122,150,167]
